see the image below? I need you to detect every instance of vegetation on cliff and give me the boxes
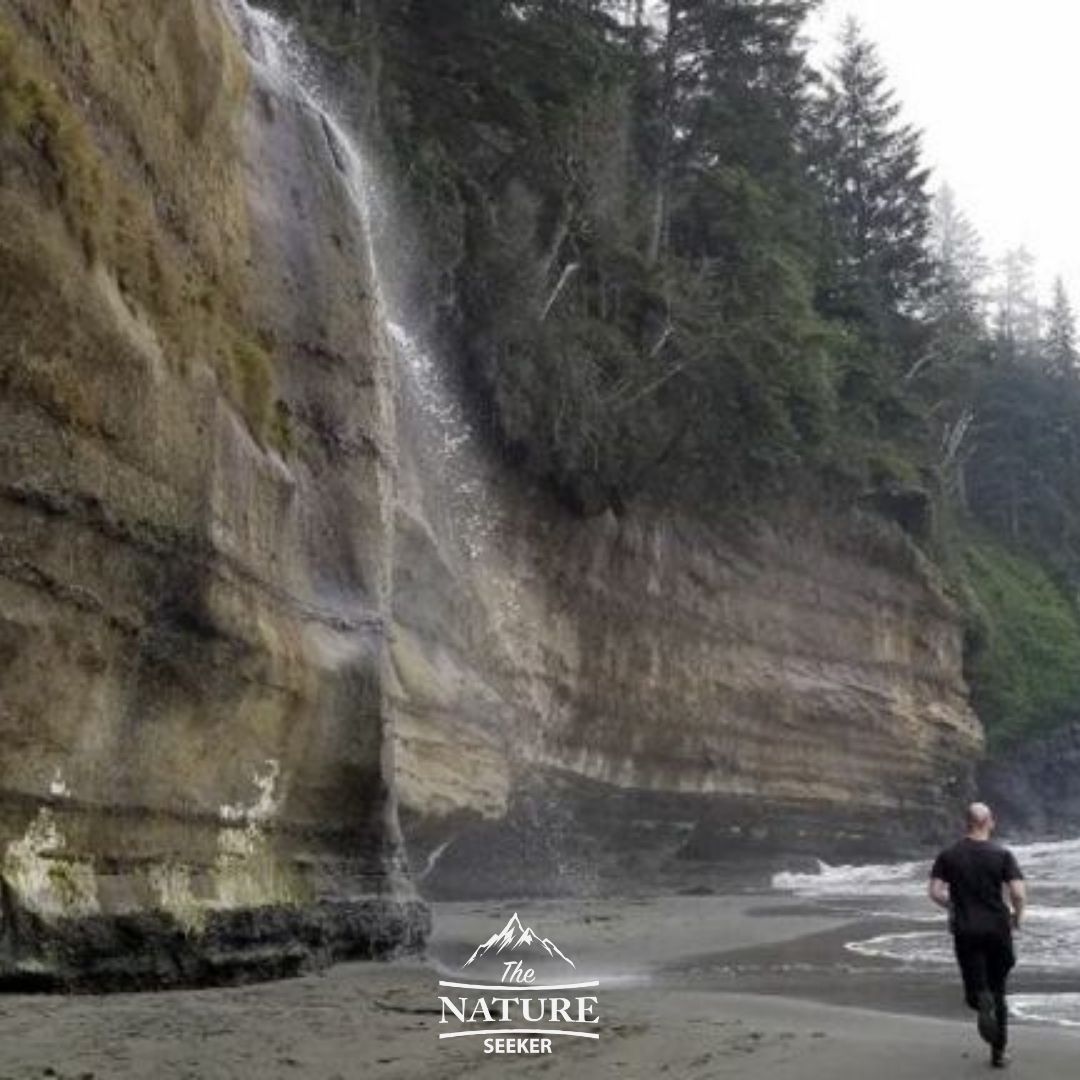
[959,536,1080,749]
[10,1,1078,746]
[281,0,1073,747]
[0,2,291,451]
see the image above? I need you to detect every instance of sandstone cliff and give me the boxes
[391,440,983,895]
[0,0,982,987]
[0,0,424,987]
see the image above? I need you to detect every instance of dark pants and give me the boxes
[954,930,1015,1050]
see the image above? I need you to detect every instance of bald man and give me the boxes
[929,803,1026,1068]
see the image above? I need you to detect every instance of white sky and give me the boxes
[810,0,1080,306]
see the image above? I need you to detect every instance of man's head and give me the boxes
[965,801,995,838]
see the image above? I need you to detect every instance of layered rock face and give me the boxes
[0,0,983,988]
[0,0,424,987]
[387,230,984,893]
[392,454,983,894]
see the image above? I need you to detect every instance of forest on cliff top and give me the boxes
[269,1,1080,749]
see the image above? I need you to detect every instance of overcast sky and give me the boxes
[810,0,1080,306]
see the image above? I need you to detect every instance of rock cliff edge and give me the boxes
[0,0,982,985]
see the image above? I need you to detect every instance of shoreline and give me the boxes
[0,893,1076,1077]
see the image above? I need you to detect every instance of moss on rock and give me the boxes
[959,535,1080,749]
[0,2,290,441]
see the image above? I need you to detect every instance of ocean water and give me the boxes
[772,837,1080,1026]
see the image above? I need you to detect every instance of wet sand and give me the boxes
[1,894,1077,1078]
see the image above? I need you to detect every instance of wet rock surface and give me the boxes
[979,722,1080,835]
[0,0,420,985]
[392,483,982,896]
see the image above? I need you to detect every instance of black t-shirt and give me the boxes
[930,838,1024,937]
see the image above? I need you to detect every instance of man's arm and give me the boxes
[1004,850,1026,930]
[928,851,950,911]
[1007,878,1026,930]
[928,876,950,910]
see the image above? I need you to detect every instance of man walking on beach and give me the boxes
[929,802,1026,1068]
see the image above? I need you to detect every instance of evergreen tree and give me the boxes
[665,0,820,264]
[994,247,1041,364]
[929,184,987,323]
[920,185,988,378]
[967,369,1080,554]
[812,18,932,327]
[1044,276,1078,379]
[655,0,836,497]
[646,1,817,267]
[290,0,1080,743]
[915,187,990,504]
[673,0,817,180]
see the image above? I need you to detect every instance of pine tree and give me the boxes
[812,18,933,326]
[1044,276,1078,379]
[674,0,816,175]
[929,184,987,323]
[916,186,990,506]
[654,0,836,494]
[915,185,988,386]
[994,247,1041,364]
[647,1,817,267]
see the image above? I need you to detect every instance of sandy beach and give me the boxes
[1,893,1077,1079]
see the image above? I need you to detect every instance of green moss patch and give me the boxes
[1,11,291,449]
[228,337,275,443]
[960,535,1080,749]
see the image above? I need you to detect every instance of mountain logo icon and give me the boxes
[462,912,576,970]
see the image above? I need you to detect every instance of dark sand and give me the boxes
[1,894,1076,1078]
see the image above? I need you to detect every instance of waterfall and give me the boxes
[226,1,567,889]
[228,0,503,568]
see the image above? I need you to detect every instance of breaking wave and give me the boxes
[772,838,1080,1026]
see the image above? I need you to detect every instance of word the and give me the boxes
[502,960,535,983]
